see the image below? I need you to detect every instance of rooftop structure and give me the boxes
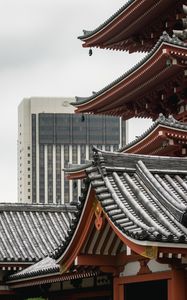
[74,32,187,121]
[2,1,187,299]
[79,0,184,53]
[121,114,187,156]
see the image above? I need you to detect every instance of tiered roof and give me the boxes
[121,114,187,156]
[6,0,187,292]
[74,33,187,120]
[79,0,182,53]
[8,149,187,287]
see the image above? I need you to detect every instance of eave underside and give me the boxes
[123,124,187,156]
[76,44,187,120]
[80,0,183,53]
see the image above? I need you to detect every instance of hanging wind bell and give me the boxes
[89,48,93,56]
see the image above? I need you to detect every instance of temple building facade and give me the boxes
[1,1,187,299]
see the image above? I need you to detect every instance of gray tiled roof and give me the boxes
[74,32,187,107]
[9,256,59,280]
[0,203,76,262]
[8,149,187,282]
[86,148,187,244]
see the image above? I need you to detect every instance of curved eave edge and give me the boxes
[55,184,93,265]
[8,181,91,282]
[119,115,187,152]
[78,0,135,41]
[8,270,99,288]
[105,211,187,261]
[45,179,91,263]
[8,268,60,283]
[74,33,187,107]
[64,162,93,174]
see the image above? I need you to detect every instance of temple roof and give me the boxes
[85,148,187,244]
[121,114,187,156]
[79,0,183,53]
[0,203,76,265]
[7,149,187,286]
[9,257,59,282]
[9,257,99,287]
[65,148,187,246]
[74,33,187,120]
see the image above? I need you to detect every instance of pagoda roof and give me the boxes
[74,33,187,120]
[121,114,187,156]
[79,0,183,53]
[8,149,187,287]
[0,203,76,267]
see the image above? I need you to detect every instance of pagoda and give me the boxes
[4,1,187,300]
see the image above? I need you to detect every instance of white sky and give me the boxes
[0,0,152,203]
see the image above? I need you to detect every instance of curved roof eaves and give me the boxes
[8,256,59,281]
[119,114,187,152]
[78,0,135,40]
[74,33,187,107]
[88,149,187,244]
[64,161,93,173]
[50,178,90,260]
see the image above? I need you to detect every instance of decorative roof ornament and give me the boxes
[82,29,92,36]
[173,30,187,41]
[158,113,166,122]
[168,114,177,124]
[172,5,187,41]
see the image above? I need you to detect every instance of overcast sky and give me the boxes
[0,0,152,203]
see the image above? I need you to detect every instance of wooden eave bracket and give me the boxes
[66,170,87,180]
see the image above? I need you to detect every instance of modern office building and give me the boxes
[17,97,126,204]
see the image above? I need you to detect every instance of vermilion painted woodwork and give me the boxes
[75,254,115,266]
[103,208,153,257]
[80,0,181,53]
[123,125,187,156]
[169,269,186,300]
[76,44,187,120]
[57,188,96,270]
[66,170,87,180]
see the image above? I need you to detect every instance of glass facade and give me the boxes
[31,113,125,204]
[39,113,120,145]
